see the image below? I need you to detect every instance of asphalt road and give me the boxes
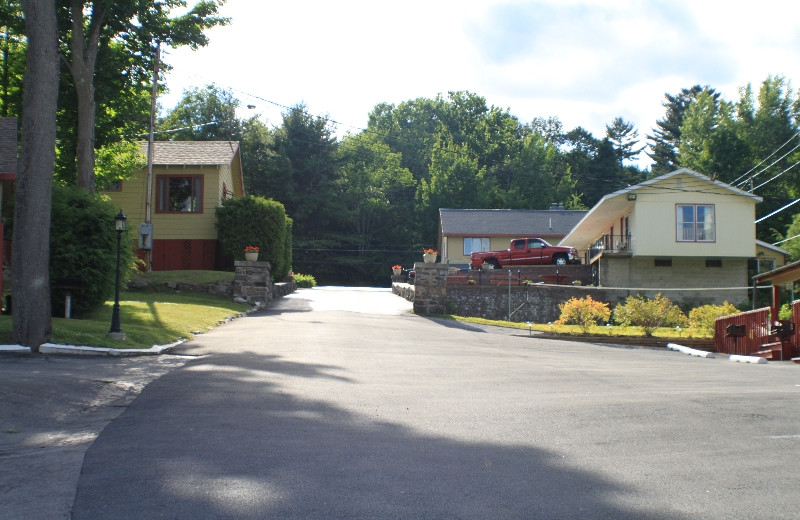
[5,287,800,519]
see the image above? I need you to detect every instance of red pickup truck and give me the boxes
[470,238,579,269]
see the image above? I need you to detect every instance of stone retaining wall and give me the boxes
[411,261,680,322]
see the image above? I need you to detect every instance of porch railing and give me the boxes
[588,234,632,261]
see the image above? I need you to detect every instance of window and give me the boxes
[676,204,715,242]
[103,180,121,192]
[463,237,490,256]
[706,259,722,268]
[757,259,775,273]
[654,258,672,267]
[157,175,203,213]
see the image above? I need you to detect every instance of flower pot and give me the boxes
[245,252,258,262]
[423,253,436,263]
[392,268,402,275]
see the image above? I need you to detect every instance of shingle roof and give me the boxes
[138,141,240,166]
[0,118,18,174]
[440,208,588,236]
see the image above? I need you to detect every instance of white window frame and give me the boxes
[676,204,715,242]
[463,237,490,256]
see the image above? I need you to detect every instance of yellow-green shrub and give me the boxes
[613,293,688,337]
[556,296,611,333]
[688,302,739,336]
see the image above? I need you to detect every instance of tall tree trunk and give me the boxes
[69,0,104,194]
[14,0,59,349]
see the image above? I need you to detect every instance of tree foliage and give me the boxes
[49,185,138,317]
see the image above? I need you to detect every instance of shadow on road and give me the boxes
[72,349,689,520]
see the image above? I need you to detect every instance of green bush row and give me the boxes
[558,294,740,337]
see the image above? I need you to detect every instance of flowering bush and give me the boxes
[556,295,611,334]
[688,301,739,336]
[423,248,438,255]
[613,293,688,337]
[392,264,402,270]
[244,245,259,253]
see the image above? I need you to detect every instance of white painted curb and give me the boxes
[729,354,768,364]
[666,342,715,358]
[39,339,187,356]
[0,344,31,354]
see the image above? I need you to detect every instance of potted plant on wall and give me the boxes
[244,245,259,261]
[392,264,402,275]
[423,248,438,263]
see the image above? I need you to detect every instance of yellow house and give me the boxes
[102,141,245,270]
[559,168,762,305]
[438,207,588,266]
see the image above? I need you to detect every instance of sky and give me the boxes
[160,0,800,167]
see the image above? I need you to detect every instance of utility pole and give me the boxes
[144,41,160,271]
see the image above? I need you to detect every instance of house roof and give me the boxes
[753,258,800,285]
[440,208,589,237]
[0,118,17,175]
[138,141,240,166]
[559,168,763,247]
[756,240,789,257]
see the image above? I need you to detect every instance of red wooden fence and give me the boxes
[714,307,771,356]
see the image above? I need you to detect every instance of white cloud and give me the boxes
[160,0,800,165]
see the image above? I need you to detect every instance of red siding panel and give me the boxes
[149,239,217,271]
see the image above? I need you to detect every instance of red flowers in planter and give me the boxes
[244,245,259,253]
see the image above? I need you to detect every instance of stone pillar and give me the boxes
[233,260,272,307]
[412,261,448,314]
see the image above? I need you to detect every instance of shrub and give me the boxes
[613,293,688,337]
[556,295,611,333]
[688,301,739,336]
[216,196,292,280]
[294,273,317,288]
[49,185,138,317]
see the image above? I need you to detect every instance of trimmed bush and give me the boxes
[613,293,688,337]
[294,273,316,288]
[688,301,740,336]
[556,295,611,333]
[49,185,138,317]
[216,196,292,280]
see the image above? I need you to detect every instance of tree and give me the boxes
[337,133,415,256]
[647,86,712,174]
[159,84,242,141]
[0,3,25,117]
[13,0,60,349]
[61,0,229,193]
[605,116,644,165]
[267,104,341,239]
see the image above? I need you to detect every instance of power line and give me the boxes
[731,130,800,186]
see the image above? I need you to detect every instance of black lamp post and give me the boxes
[108,210,127,339]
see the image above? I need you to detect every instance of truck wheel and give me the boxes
[553,254,568,265]
[487,258,500,269]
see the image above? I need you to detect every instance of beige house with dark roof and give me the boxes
[559,168,762,305]
[438,207,588,266]
[102,141,245,270]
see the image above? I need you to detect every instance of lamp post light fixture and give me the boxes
[108,210,127,340]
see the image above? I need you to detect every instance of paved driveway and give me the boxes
[68,287,799,519]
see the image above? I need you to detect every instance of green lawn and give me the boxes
[0,271,250,350]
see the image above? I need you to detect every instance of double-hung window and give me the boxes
[157,175,203,213]
[463,237,490,256]
[676,204,715,242]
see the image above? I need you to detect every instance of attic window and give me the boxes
[156,175,203,213]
